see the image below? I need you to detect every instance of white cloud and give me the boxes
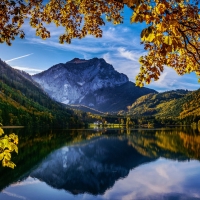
[12,66,43,75]
[117,47,145,62]
[102,51,141,82]
[5,53,33,62]
[28,38,110,54]
[103,159,200,200]
[2,191,27,200]
[117,47,138,61]
[10,177,40,187]
[148,67,200,92]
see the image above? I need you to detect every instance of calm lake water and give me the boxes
[0,127,200,200]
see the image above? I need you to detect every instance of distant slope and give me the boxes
[68,104,105,115]
[32,58,157,112]
[178,89,200,119]
[0,59,84,127]
[80,81,158,112]
[128,90,192,117]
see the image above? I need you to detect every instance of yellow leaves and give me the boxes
[155,3,166,14]
[139,56,144,64]
[0,128,4,136]
[2,159,16,169]
[163,36,172,45]
[4,150,11,161]
[141,26,155,42]
[131,11,144,23]
[143,33,155,42]
[0,129,18,169]
[156,23,166,32]
[136,0,200,86]
[9,133,18,145]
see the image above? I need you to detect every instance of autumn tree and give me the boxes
[126,116,130,126]
[0,0,199,85]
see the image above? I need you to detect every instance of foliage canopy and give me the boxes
[0,0,199,85]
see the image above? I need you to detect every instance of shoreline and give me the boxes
[2,126,24,129]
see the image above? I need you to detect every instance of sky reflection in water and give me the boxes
[2,159,200,200]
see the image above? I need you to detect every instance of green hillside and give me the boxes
[0,59,86,127]
[127,89,200,124]
[128,90,190,117]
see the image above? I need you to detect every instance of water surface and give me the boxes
[0,127,200,200]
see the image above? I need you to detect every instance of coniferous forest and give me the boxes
[0,59,88,128]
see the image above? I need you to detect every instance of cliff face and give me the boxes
[32,58,157,112]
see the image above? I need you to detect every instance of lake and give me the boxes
[0,127,200,200]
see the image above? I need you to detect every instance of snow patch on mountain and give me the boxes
[32,58,128,104]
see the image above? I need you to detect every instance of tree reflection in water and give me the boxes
[0,126,18,169]
[1,127,200,196]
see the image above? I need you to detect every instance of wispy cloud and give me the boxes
[2,191,27,200]
[148,67,200,92]
[28,38,109,54]
[11,177,40,187]
[5,53,33,62]
[12,66,43,75]
[117,47,139,61]
[102,50,142,82]
[12,66,43,72]
[104,159,200,200]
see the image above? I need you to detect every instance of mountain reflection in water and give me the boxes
[0,128,200,200]
[30,137,155,195]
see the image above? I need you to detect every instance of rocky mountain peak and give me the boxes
[68,58,87,64]
[32,58,156,112]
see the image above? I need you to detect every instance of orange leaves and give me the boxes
[156,23,167,33]
[0,0,30,45]
[155,3,166,14]
[133,0,200,86]
[0,0,123,44]
[123,0,141,7]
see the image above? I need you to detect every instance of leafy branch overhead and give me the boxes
[0,0,199,85]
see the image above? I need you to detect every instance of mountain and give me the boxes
[30,136,155,195]
[0,58,84,127]
[126,89,200,119]
[32,58,157,112]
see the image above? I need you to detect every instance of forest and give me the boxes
[0,59,89,128]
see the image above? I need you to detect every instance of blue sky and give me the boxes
[0,6,199,92]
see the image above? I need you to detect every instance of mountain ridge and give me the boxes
[124,89,200,121]
[32,58,157,112]
[0,58,85,127]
